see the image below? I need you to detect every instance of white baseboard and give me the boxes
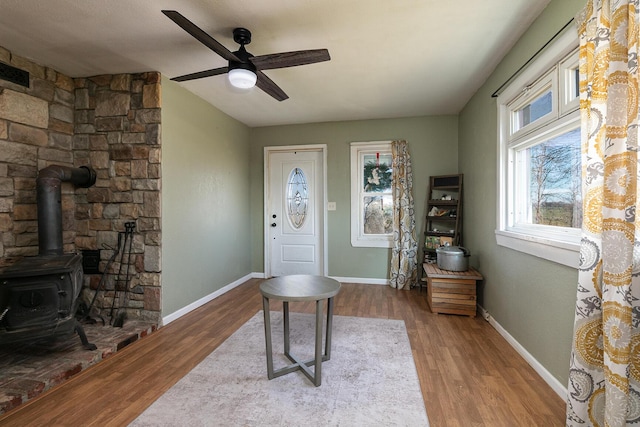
[162,272,387,326]
[330,276,389,285]
[477,305,567,401]
[259,273,389,285]
[162,273,256,325]
[262,274,388,285]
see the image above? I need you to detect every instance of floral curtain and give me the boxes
[389,140,418,290]
[567,1,640,425]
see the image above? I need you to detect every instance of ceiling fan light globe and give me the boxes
[228,69,257,89]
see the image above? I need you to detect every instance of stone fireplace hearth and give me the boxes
[0,320,156,415]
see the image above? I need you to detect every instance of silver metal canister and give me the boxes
[435,246,470,271]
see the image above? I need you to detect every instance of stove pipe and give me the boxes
[36,165,96,256]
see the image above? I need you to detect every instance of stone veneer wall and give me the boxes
[73,73,162,322]
[0,46,161,323]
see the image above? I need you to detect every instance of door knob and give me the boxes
[271,223,277,227]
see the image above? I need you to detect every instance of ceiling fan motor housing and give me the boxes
[229,45,256,73]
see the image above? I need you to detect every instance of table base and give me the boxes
[262,297,335,387]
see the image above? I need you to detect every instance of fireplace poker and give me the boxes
[113,221,136,327]
[110,225,131,325]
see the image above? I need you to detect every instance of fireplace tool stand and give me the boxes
[110,221,136,327]
[78,222,136,329]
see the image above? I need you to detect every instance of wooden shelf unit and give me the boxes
[419,174,463,287]
[423,174,463,264]
[423,263,482,317]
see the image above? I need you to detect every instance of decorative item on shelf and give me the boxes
[440,236,453,246]
[424,236,440,250]
[429,206,453,217]
[424,250,437,263]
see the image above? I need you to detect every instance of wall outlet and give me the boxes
[328,202,336,211]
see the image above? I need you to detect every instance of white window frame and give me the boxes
[509,68,557,140]
[496,29,580,268]
[350,141,393,248]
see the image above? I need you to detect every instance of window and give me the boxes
[286,167,308,229]
[350,142,393,248]
[497,29,581,268]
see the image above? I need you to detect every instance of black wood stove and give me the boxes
[0,165,97,349]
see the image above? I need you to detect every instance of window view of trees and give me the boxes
[525,128,582,228]
[362,158,392,234]
[363,196,393,234]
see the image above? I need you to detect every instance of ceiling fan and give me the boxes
[162,10,331,101]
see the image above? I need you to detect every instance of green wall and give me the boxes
[458,0,585,386]
[161,77,252,315]
[159,0,586,389]
[250,116,458,279]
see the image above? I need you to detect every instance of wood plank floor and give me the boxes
[0,279,566,426]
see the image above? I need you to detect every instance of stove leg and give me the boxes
[75,320,97,350]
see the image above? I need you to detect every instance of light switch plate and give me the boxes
[328,202,336,211]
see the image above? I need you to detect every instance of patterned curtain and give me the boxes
[567,1,640,425]
[389,140,418,290]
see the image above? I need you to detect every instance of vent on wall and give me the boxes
[81,249,101,274]
[0,62,29,88]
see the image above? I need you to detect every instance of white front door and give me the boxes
[265,147,325,277]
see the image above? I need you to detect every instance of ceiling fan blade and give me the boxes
[256,71,288,101]
[162,10,241,63]
[171,67,229,82]
[250,49,330,71]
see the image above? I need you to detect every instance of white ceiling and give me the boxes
[0,0,550,127]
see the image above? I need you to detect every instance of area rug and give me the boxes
[130,311,429,426]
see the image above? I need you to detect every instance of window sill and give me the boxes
[495,229,579,268]
[351,238,393,249]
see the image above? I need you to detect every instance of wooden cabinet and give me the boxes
[423,174,463,262]
[423,263,482,317]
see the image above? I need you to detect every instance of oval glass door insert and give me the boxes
[286,167,308,229]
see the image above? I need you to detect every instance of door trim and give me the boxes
[264,145,328,278]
